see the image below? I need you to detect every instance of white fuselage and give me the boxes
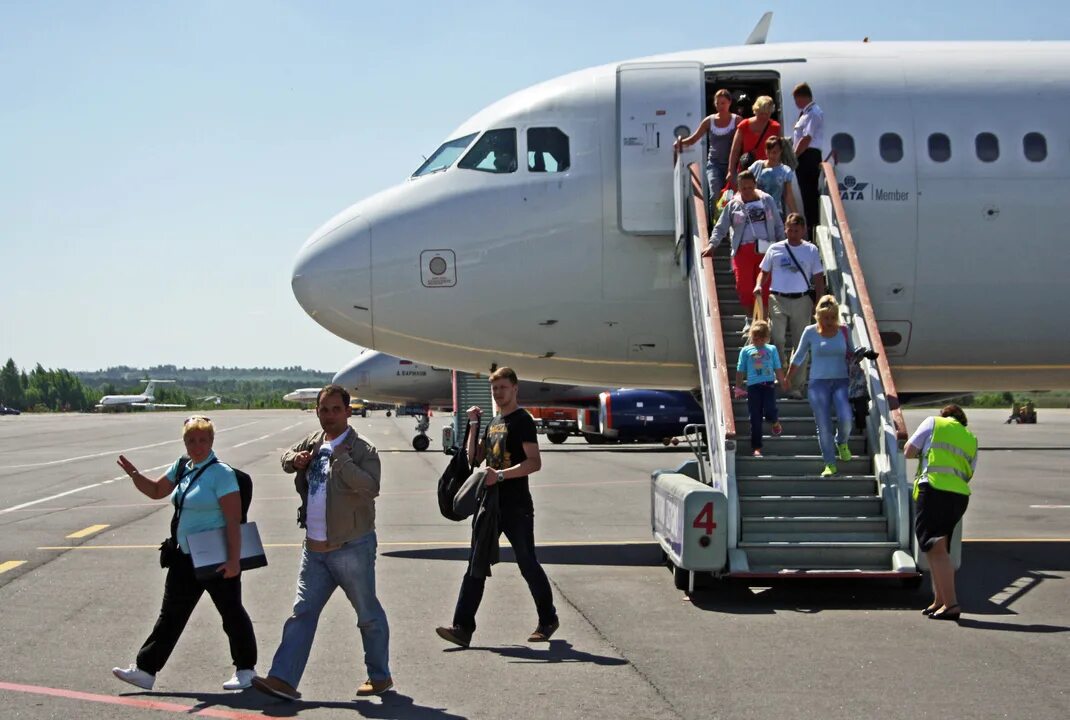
[292,42,1070,392]
[98,393,153,406]
[333,350,605,408]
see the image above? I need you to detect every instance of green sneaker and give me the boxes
[836,443,852,462]
[820,464,838,477]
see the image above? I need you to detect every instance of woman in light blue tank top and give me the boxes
[786,295,855,475]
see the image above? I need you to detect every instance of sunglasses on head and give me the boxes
[184,415,211,425]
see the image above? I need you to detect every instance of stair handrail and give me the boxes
[820,162,908,442]
[689,162,736,444]
[818,161,912,552]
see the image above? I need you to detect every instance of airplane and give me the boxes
[289,27,1070,394]
[333,349,702,450]
[282,388,321,406]
[96,380,186,410]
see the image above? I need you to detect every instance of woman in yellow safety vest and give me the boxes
[904,404,978,621]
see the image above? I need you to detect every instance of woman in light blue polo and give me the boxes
[785,295,854,476]
[111,416,256,692]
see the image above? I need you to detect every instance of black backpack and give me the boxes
[176,455,253,523]
[437,423,473,522]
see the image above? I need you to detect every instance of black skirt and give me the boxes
[915,484,969,552]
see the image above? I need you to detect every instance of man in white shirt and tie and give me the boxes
[792,83,825,241]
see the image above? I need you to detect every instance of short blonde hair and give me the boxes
[182,416,214,438]
[749,320,771,341]
[814,295,840,323]
[752,95,775,116]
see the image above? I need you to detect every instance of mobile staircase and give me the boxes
[652,159,919,591]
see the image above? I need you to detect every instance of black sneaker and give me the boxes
[527,619,560,642]
[436,625,472,648]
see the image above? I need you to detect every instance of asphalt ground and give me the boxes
[0,408,1066,719]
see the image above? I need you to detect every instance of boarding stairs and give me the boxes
[657,159,918,584]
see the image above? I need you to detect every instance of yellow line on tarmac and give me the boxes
[0,561,27,574]
[66,524,110,539]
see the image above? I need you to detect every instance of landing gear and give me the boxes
[546,431,568,445]
[412,414,431,452]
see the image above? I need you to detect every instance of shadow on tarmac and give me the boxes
[132,689,468,719]
[447,638,627,666]
[685,541,1070,631]
[383,542,662,567]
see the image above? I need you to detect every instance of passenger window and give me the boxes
[927,133,951,163]
[975,132,999,162]
[879,133,903,163]
[458,129,518,173]
[831,133,855,164]
[1023,132,1047,162]
[527,127,570,173]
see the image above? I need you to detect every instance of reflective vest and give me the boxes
[913,417,978,499]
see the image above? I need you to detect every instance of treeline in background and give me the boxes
[0,359,333,412]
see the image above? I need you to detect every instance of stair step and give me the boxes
[737,475,878,496]
[739,495,883,516]
[741,436,866,456]
[736,417,818,435]
[741,516,888,542]
[735,455,871,476]
[733,399,815,418]
[732,567,917,579]
[739,541,898,569]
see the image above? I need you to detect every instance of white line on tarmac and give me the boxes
[1,420,263,470]
[1030,504,1070,509]
[0,420,308,515]
[231,421,306,448]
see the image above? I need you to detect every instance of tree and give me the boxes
[1,359,24,409]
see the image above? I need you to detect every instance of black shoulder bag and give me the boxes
[159,458,219,568]
[784,242,817,303]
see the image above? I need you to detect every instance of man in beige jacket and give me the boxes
[253,385,392,701]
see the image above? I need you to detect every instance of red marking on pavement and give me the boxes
[0,681,265,719]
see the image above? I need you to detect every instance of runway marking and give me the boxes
[66,524,110,539]
[0,680,264,719]
[0,420,263,470]
[989,576,1039,607]
[1,420,313,515]
[0,561,27,574]
[231,421,305,448]
[1029,505,1070,509]
[37,539,654,551]
[963,538,1070,543]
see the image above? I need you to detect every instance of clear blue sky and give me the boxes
[1,1,1064,373]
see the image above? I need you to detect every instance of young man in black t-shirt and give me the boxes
[436,367,559,648]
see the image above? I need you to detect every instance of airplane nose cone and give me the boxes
[292,214,373,347]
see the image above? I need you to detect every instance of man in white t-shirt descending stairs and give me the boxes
[710,211,905,576]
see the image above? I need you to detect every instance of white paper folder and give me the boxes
[187,522,268,580]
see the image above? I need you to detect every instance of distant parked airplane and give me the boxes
[96,380,186,410]
[282,388,321,406]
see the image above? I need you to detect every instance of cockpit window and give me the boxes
[412,133,478,177]
[528,127,570,172]
[458,129,517,174]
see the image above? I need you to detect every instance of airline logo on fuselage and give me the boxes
[839,175,910,202]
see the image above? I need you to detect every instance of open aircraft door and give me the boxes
[617,61,705,234]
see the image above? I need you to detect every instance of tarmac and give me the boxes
[0,408,1066,719]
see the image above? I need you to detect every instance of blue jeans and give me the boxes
[747,381,778,450]
[807,378,852,464]
[706,160,729,195]
[269,532,390,686]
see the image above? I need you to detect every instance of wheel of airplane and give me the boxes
[546,432,568,445]
[386,410,392,417]
[412,434,431,452]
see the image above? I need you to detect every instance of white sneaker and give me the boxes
[112,664,155,690]
[223,668,256,691]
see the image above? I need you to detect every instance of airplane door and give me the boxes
[617,61,705,234]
